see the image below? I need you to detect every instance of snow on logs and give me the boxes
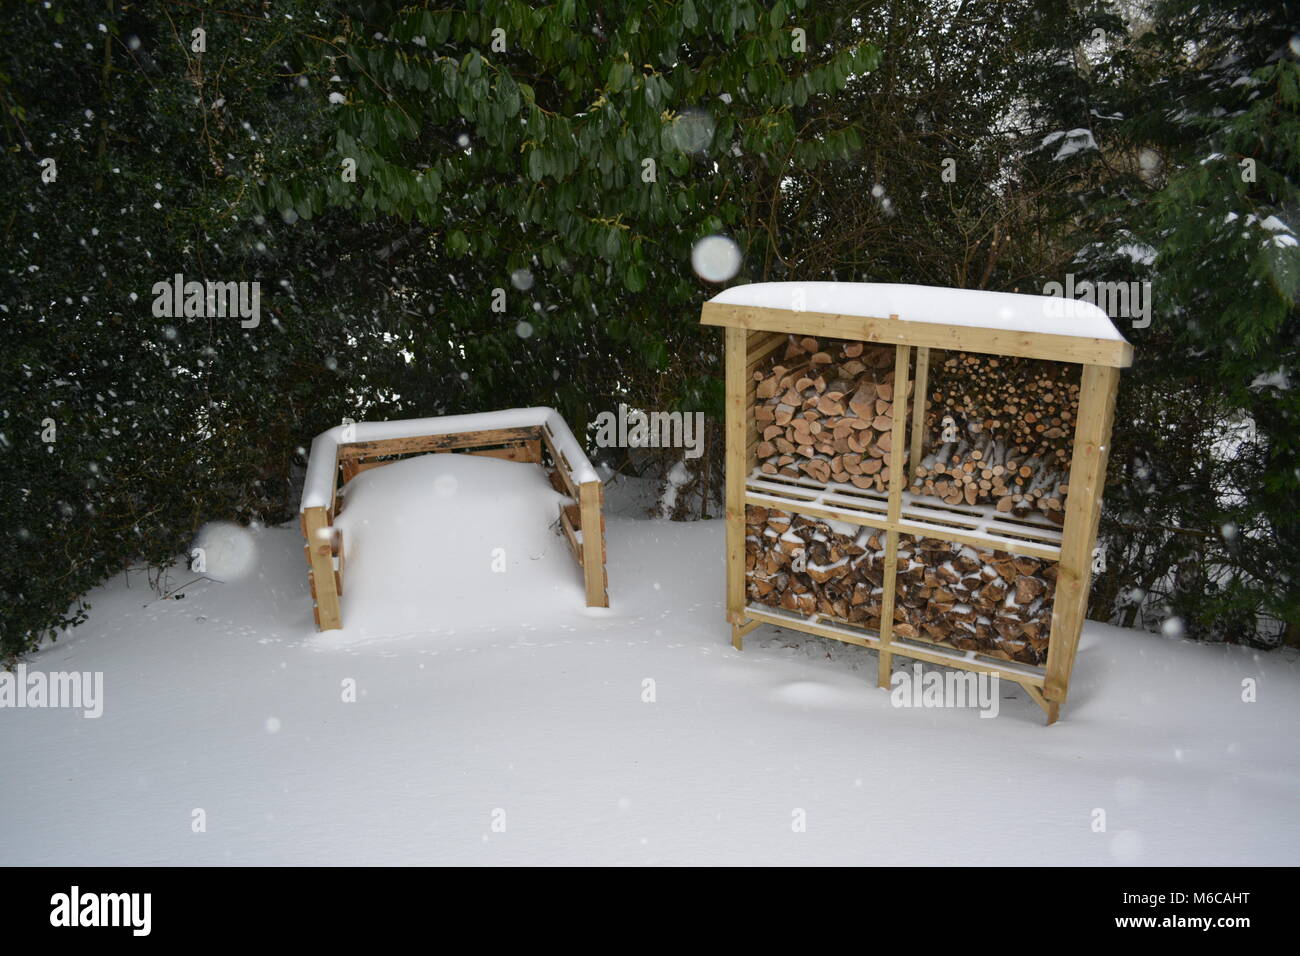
[752,335,909,493]
[745,507,1057,665]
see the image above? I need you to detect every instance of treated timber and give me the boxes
[337,426,541,460]
[706,295,1126,723]
[579,480,609,608]
[876,343,910,689]
[726,326,749,647]
[741,484,1064,561]
[745,604,1049,690]
[541,429,580,501]
[559,503,582,564]
[304,413,605,632]
[701,301,1134,368]
[463,441,541,463]
[909,345,930,479]
[1043,364,1120,703]
[302,506,341,631]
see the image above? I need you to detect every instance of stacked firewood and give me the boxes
[752,335,909,493]
[745,506,890,626]
[895,535,1056,665]
[745,507,1056,665]
[911,353,1078,522]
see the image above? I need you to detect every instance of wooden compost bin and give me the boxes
[701,283,1133,724]
[298,407,608,631]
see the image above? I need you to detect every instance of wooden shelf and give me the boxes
[745,469,1064,561]
[745,603,1048,686]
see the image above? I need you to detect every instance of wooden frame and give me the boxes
[299,410,608,631]
[704,298,1129,724]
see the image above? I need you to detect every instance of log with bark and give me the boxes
[745,505,891,626]
[910,352,1079,524]
[894,534,1056,665]
[745,506,1056,665]
[752,335,909,493]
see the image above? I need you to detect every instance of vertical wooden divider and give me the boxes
[909,346,930,479]
[725,327,749,648]
[876,341,911,688]
[1043,364,1120,712]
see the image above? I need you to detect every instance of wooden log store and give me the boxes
[701,282,1133,724]
[298,407,608,631]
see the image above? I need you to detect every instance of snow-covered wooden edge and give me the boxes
[702,281,1133,368]
[300,406,598,513]
[300,406,608,628]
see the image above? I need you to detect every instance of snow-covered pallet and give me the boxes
[703,282,1132,724]
[299,408,607,630]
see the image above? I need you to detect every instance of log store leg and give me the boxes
[579,480,609,608]
[303,505,342,631]
[726,326,749,649]
[877,342,911,688]
[1043,363,1120,713]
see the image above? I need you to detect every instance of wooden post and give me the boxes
[877,341,911,688]
[579,480,608,607]
[909,346,930,480]
[1043,363,1120,710]
[303,506,342,631]
[725,326,749,649]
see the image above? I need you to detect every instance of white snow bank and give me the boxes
[3,471,1298,864]
[709,282,1126,341]
[328,452,581,639]
[301,406,597,512]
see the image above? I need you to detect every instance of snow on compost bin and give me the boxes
[298,407,606,631]
[703,281,1132,724]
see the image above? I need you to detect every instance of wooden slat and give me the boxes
[540,430,580,501]
[876,343,910,688]
[1043,364,1119,703]
[886,345,910,524]
[701,301,1134,368]
[332,529,345,597]
[741,486,1064,561]
[579,480,608,607]
[747,605,879,649]
[345,455,390,473]
[725,326,749,646]
[745,604,1049,688]
[337,426,541,460]
[465,443,538,463]
[909,345,930,479]
[559,503,582,564]
[302,506,341,631]
[745,330,786,371]
[894,519,1060,562]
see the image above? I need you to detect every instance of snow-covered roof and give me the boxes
[704,282,1133,366]
[300,406,597,513]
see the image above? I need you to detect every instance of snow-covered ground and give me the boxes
[2,452,1297,866]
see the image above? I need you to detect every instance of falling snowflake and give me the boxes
[691,235,741,283]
